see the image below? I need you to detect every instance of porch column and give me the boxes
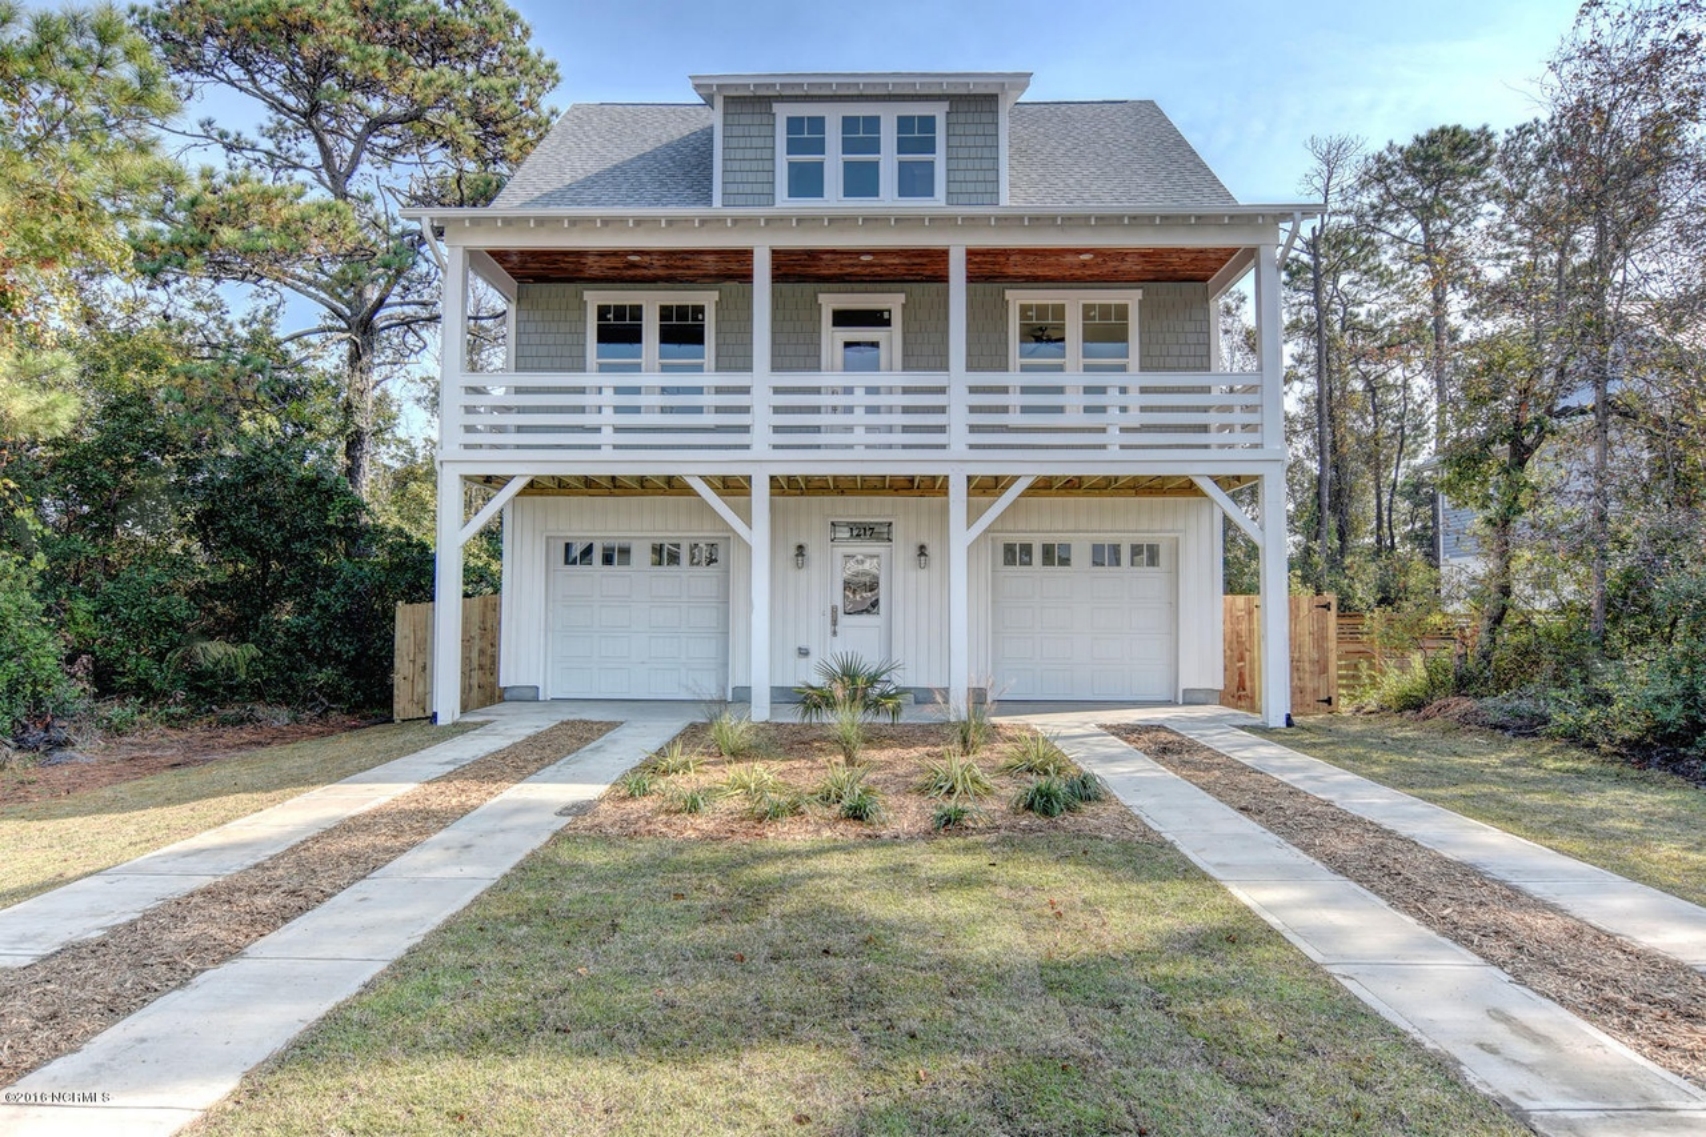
[948,245,967,453]
[431,245,470,725]
[440,246,468,451]
[751,245,771,453]
[1255,242,1283,451]
[948,471,970,712]
[1258,469,1290,728]
[432,466,464,725]
[749,473,772,722]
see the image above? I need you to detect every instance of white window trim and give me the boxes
[1005,289,1143,373]
[584,290,719,373]
[774,101,948,206]
[817,292,907,371]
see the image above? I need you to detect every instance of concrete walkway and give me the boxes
[0,712,566,968]
[0,718,685,1137]
[1053,725,1706,1137]
[1171,721,1706,975]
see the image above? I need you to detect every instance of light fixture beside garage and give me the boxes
[916,543,930,569]
[794,543,808,569]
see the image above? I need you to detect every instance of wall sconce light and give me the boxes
[916,543,930,569]
[794,543,808,569]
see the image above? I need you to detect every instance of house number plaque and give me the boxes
[831,521,892,543]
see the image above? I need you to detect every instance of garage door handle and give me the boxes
[830,605,839,637]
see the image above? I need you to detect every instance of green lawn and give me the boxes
[0,720,477,909]
[198,834,1523,1137]
[1256,715,1706,908]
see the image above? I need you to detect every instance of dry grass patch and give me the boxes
[0,719,480,909]
[571,722,1153,843]
[0,720,613,1086]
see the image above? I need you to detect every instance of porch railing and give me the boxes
[448,370,1267,455]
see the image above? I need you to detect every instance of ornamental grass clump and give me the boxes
[1000,732,1075,778]
[708,711,760,758]
[916,749,995,800]
[813,762,885,823]
[616,769,657,798]
[1013,776,1075,818]
[644,739,702,776]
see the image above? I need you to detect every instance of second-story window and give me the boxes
[775,103,946,205]
[1007,291,1143,373]
[586,292,717,373]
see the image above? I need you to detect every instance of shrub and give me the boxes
[795,653,904,724]
[826,701,865,763]
[616,769,656,798]
[931,801,987,831]
[999,732,1075,777]
[1359,652,1458,713]
[1014,776,1077,818]
[917,750,994,799]
[645,739,703,776]
[1063,771,1106,805]
[719,764,785,800]
[708,711,759,758]
[0,554,70,729]
[813,762,885,823]
[941,697,995,756]
[745,791,805,821]
[667,787,710,815]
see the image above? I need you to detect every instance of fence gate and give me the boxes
[393,595,501,721]
[1221,594,1339,716]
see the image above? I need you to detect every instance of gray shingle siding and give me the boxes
[514,283,752,372]
[515,281,1206,373]
[721,97,775,207]
[721,94,1000,207]
[772,284,948,371]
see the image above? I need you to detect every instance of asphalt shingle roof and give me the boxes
[493,104,713,209]
[1008,101,1236,208]
[492,98,1235,210]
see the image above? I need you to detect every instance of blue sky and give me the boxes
[523,0,1580,202]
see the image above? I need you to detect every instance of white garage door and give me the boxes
[549,537,729,699]
[992,536,1177,701]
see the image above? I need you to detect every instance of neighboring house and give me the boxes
[406,71,1312,727]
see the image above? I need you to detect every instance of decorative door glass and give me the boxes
[841,552,881,617]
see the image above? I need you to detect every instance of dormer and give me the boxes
[691,72,1030,207]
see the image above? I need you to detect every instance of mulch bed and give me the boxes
[1106,724,1706,1090]
[0,719,613,1085]
[569,722,1161,843]
[1,715,379,805]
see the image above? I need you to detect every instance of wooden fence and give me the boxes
[1336,613,1472,698]
[1222,594,1340,716]
[393,595,502,721]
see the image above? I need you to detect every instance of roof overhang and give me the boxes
[404,204,1320,233]
[689,71,1032,105]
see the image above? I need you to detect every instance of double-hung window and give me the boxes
[586,292,717,417]
[1007,291,1142,372]
[775,103,946,205]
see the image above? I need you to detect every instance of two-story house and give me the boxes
[407,72,1310,728]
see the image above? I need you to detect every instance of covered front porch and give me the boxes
[429,470,1291,729]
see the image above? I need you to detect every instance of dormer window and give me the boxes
[775,102,946,205]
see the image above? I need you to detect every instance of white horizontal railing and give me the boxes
[449,371,1266,455]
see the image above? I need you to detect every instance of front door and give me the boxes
[832,545,889,661]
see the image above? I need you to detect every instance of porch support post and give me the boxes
[1255,241,1283,451]
[440,246,468,451]
[749,472,772,722]
[1258,469,1290,728]
[751,245,772,454]
[948,245,967,454]
[948,471,970,712]
[432,465,464,725]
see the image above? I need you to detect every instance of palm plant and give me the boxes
[795,653,905,724]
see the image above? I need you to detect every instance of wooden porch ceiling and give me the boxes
[483,247,1242,285]
[469,473,1256,498]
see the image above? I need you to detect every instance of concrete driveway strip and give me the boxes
[0,715,561,969]
[1173,722,1706,973]
[0,719,683,1137]
[1052,725,1706,1137]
